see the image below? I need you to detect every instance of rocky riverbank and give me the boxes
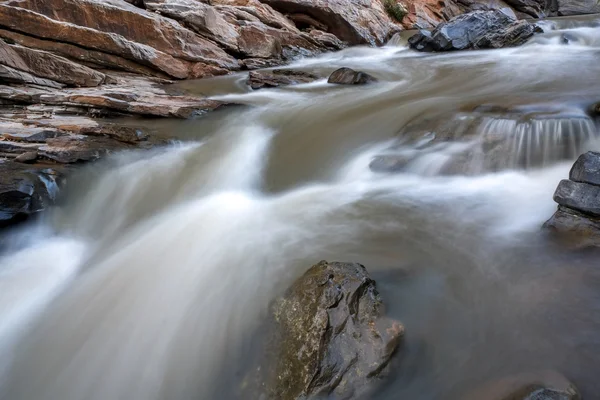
[1,0,599,227]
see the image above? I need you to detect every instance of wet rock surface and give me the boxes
[247,69,319,89]
[545,152,600,247]
[258,260,404,400]
[408,10,539,51]
[327,67,377,85]
[464,370,580,400]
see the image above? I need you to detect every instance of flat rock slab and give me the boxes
[544,205,600,248]
[247,69,319,90]
[553,179,600,217]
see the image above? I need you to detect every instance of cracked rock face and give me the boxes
[263,260,404,400]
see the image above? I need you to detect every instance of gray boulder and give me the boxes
[553,179,600,217]
[408,10,539,52]
[569,151,600,186]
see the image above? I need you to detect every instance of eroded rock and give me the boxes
[247,69,319,89]
[263,260,404,400]
[408,10,538,51]
[328,67,377,85]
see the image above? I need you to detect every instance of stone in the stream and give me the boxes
[569,151,600,186]
[14,151,38,164]
[327,67,377,85]
[369,154,410,173]
[463,370,580,400]
[408,10,538,51]
[553,179,600,217]
[262,260,403,400]
[0,161,62,227]
[247,69,319,90]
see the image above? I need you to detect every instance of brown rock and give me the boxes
[0,4,192,79]
[5,0,238,68]
[38,135,131,163]
[263,261,403,400]
[328,67,377,84]
[238,24,283,58]
[0,40,105,87]
[260,0,401,45]
[247,69,319,89]
[0,29,169,78]
[14,151,38,163]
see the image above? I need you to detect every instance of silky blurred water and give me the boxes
[1,14,600,400]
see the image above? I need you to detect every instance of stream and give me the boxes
[1,14,600,400]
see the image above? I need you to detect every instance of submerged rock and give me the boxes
[262,260,404,400]
[408,10,539,51]
[464,370,580,400]
[328,67,377,85]
[247,69,319,90]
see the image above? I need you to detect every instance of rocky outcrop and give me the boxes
[247,69,319,89]
[408,10,539,51]
[259,0,401,45]
[327,67,377,85]
[554,0,600,16]
[257,261,404,400]
[544,152,600,248]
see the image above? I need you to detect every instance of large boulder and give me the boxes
[553,179,600,217]
[261,261,404,400]
[408,10,538,51]
[259,0,401,45]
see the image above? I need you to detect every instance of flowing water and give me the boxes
[1,14,600,400]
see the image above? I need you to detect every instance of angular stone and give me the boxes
[569,152,600,186]
[0,40,105,87]
[328,67,377,85]
[408,10,538,52]
[265,261,404,400]
[14,151,38,163]
[553,179,600,216]
[238,24,283,58]
[247,69,318,89]
[38,135,131,163]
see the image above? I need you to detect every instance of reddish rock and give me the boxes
[0,40,105,87]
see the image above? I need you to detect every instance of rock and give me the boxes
[0,29,169,79]
[503,0,549,17]
[264,260,404,400]
[0,161,62,227]
[260,0,401,45]
[369,154,410,173]
[14,151,38,163]
[408,10,538,52]
[569,151,600,186]
[0,64,64,89]
[328,67,377,85]
[555,0,600,16]
[544,206,600,248]
[0,73,234,119]
[0,40,106,87]
[247,69,319,89]
[238,24,283,58]
[463,370,580,400]
[553,179,600,217]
